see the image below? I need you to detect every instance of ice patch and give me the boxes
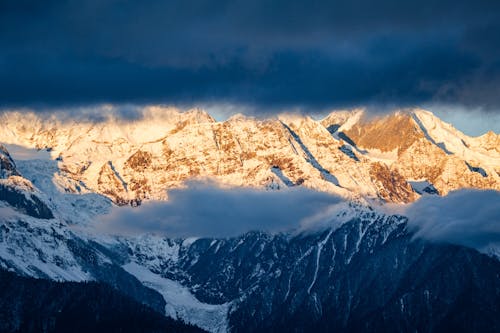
[122,262,230,333]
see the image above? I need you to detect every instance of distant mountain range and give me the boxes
[0,108,499,332]
[0,107,498,205]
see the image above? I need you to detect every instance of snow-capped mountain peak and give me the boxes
[0,108,498,206]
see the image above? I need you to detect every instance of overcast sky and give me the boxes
[1,1,499,133]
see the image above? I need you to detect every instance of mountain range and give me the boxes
[0,108,499,332]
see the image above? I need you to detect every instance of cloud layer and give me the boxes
[1,0,500,111]
[405,189,500,253]
[96,183,342,238]
[95,183,499,256]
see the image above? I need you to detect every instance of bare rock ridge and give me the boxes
[0,144,20,178]
[0,144,54,219]
[0,107,498,205]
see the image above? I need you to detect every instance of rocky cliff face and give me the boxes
[0,108,498,205]
[0,145,54,219]
[0,176,54,219]
[338,110,500,196]
[0,144,20,179]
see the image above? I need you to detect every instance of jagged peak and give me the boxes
[226,112,252,122]
[410,108,478,140]
[277,112,317,128]
[0,144,21,179]
[340,110,423,153]
[357,108,414,122]
[183,108,216,124]
[1,175,36,192]
[482,130,499,138]
[0,144,12,158]
[475,131,500,152]
[321,108,364,129]
[1,105,498,207]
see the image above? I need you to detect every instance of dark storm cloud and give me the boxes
[405,189,500,253]
[95,182,342,238]
[1,0,500,111]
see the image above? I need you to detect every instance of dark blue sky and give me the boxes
[1,0,500,114]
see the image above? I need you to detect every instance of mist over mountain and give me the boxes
[0,107,499,332]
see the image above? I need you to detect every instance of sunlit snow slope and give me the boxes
[0,107,497,205]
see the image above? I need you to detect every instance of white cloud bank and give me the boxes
[95,182,342,238]
[94,183,500,257]
[405,189,500,253]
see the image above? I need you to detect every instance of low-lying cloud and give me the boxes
[95,183,342,238]
[94,184,500,255]
[405,189,500,253]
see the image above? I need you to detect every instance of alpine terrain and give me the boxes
[0,107,499,333]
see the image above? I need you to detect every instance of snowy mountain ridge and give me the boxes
[0,107,498,206]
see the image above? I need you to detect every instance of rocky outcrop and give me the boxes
[336,110,500,196]
[343,111,423,154]
[97,161,130,205]
[0,176,54,219]
[369,162,416,203]
[0,144,20,179]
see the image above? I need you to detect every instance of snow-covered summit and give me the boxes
[0,107,498,205]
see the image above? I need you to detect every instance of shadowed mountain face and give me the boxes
[2,202,499,332]
[224,231,500,333]
[0,145,20,179]
[0,179,53,219]
[115,216,499,333]
[0,269,205,333]
[0,145,54,219]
